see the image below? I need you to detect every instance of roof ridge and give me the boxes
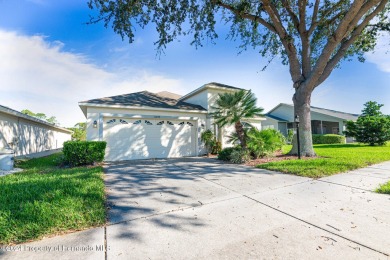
[79,90,207,112]
[80,91,149,103]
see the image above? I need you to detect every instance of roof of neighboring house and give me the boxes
[310,105,360,121]
[267,103,360,121]
[179,82,245,101]
[0,105,73,133]
[265,114,289,122]
[156,91,182,100]
[79,91,207,115]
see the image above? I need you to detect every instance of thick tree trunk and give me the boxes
[235,121,246,149]
[289,90,316,157]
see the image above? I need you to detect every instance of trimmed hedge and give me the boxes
[312,134,346,144]
[63,141,107,166]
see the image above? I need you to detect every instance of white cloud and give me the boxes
[0,30,184,127]
[365,33,390,73]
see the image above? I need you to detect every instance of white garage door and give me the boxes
[103,117,196,161]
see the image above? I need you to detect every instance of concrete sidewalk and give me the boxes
[2,160,390,260]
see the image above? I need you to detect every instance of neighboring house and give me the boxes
[79,82,264,161]
[0,105,72,156]
[262,103,359,137]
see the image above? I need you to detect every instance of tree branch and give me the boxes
[315,0,388,87]
[308,0,320,36]
[299,0,311,78]
[298,0,307,33]
[281,0,300,31]
[305,0,380,90]
[262,0,302,84]
[215,1,277,34]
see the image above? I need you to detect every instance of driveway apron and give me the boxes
[104,158,390,259]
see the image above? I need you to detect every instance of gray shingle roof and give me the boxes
[267,103,360,121]
[310,106,359,121]
[80,91,206,111]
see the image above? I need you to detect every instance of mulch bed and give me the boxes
[245,151,318,167]
[203,151,319,166]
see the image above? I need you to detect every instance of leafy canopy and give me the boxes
[67,122,87,141]
[21,109,59,125]
[88,0,390,87]
[345,101,390,146]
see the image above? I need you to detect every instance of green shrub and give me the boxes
[230,149,251,164]
[322,134,346,144]
[63,141,107,166]
[344,101,390,146]
[312,134,322,144]
[247,128,285,158]
[218,147,236,161]
[201,130,215,154]
[312,134,346,144]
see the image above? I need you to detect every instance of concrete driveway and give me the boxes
[2,158,390,259]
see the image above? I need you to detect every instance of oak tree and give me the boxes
[88,0,390,156]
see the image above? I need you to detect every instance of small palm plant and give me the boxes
[201,129,215,156]
[211,90,263,149]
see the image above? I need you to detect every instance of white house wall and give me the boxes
[0,112,71,156]
[182,90,208,110]
[183,88,264,149]
[221,120,262,148]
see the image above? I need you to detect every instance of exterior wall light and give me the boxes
[93,120,98,128]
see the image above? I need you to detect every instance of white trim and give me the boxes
[179,84,244,101]
[0,105,73,134]
[100,113,200,120]
[79,103,208,114]
[245,117,266,121]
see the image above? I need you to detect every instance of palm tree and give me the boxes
[211,90,263,149]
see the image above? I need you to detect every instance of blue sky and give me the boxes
[0,0,389,127]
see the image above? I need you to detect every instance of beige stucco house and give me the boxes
[79,82,264,161]
[0,105,72,156]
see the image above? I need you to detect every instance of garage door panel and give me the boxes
[103,117,195,161]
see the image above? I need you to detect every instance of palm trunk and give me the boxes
[235,121,246,149]
[289,91,316,157]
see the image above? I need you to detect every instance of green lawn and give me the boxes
[376,181,390,194]
[0,153,106,245]
[257,143,390,178]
